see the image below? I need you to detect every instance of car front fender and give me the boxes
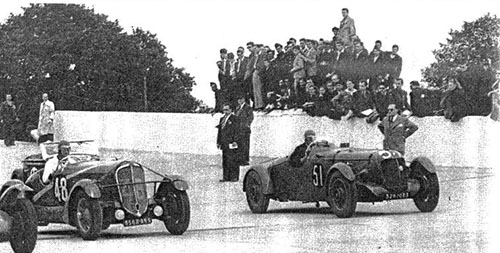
[163,175,189,191]
[243,166,274,194]
[327,163,355,181]
[410,156,436,174]
[0,181,33,210]
[69,179,101,199]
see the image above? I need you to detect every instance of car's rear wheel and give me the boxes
[327,171,357,218]
[244,170,270,213]
[73,191,102,240]
[412,170,439,212]
[6,198,37,253]
[157,184,190,235]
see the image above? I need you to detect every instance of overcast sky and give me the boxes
[1,0,499,106]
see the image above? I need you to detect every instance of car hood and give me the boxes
[62,159,126,176]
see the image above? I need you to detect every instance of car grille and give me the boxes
[115,163,148,217]
[380,159,408,192]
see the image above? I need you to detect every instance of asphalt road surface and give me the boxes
[0,143,497,253]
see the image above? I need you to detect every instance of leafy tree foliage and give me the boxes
[0,4,200,137]
[422,13,499,115]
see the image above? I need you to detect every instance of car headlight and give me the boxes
[153,205,163,217]
[115,209,125,220]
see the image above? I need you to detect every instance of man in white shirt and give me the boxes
[38,93,55,143]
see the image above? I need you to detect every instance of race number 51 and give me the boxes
[312,164,324,187]
[54,176,69,202]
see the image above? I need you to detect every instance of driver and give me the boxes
[290,130,316,167]
[41,140,71,184]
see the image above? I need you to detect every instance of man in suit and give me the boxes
[378,104,418,155]
[0,94,20,146]
[235,94,254,165]
[367,48,386,89]
[217,48,231,92]
[233,47,249,100]
[386,45,403,86]
[390,78,411,112]
[332,41,351,79]
[350,41,369,84]
[338,8,356,48]
[217,103,241,182]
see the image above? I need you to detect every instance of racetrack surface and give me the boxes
[0,143,497,253]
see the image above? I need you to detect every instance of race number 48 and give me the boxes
[54,176,69,202]
[312,164,324,187]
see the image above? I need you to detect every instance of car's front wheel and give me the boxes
[73,191,102,240]
[327,171,357,218]
[412,171,439,212]
[157,184,190,235]
[244,170,270,213]
[6,198,37,253]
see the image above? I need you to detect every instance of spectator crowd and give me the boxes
[211,8,476,123]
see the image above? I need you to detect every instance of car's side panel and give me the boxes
[410,157,436,174]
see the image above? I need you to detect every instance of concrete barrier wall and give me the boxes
[55,111,499,168]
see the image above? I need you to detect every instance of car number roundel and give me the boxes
[54,175,69,202]
[312,164,324,187]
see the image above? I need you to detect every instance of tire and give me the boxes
[72,191,103,240]
[157,184,190,235]
[244,170,270,213]
[7,198,37,253]
[327,171,357,218]
[412,170,439,212]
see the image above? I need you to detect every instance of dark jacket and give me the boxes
[216,114,240,150]
[378,115,418,155]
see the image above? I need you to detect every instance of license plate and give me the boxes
[123,218,152,226]
[385,192,409,200]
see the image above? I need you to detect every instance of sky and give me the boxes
[0,0,499,107]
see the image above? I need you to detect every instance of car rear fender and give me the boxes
[327,163,355,181]
[410,156,436,174]
[243,166,273,194]
[0,180,33,209]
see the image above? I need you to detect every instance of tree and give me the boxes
[421,13,500,115]
[0,4,200,139]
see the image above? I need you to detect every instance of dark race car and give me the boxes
[0,180,37,253]
[11,141,190,240]
[242,140,439,218]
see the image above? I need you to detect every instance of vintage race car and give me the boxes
[0,180,37,253]
[243,140,439,218]
[11,141,190,240]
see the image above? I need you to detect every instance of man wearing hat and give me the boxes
[41,140,71,184]
[378,104,418,155]
[290,130,316,167]
[235,94,253,165]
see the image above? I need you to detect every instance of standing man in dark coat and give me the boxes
[217,103,241,182]
[0,94,20,146]
[233,47,249,100]
[378,104,418,155]
[235,94,254,165]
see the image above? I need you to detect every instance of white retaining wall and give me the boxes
[55,111,499,168]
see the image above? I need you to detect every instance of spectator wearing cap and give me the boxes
[290,46,306,97]
[290,129,316,167]
[338,8,356,48]
[235,94,254,165]
[233,47,249,100]
[217,48,231,92]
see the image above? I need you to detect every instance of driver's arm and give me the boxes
[40,143,50,160]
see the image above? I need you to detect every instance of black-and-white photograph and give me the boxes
[0,0,499,252]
